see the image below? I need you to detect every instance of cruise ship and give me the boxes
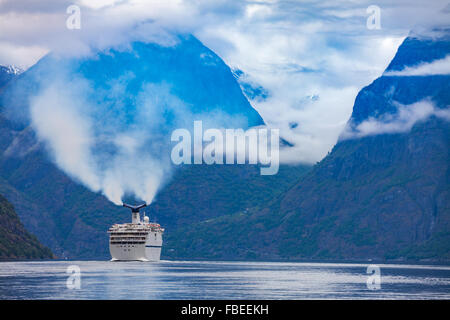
[108,203,164,261]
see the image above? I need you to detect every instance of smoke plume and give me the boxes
[28,70,196,205]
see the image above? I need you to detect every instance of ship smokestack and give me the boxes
[123,203,147,224]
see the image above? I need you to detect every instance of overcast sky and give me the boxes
[0,0,448,163]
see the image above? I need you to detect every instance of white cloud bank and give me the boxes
[385,55,450,76]
[342,100,450,139]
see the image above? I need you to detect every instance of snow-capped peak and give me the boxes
[3,65,23,75]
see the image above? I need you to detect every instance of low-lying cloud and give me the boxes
[385,55,450,76]
[341,100,450,139]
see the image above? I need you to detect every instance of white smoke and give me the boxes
[27,64,255,205]
[30,84,101,192]
[29,76,185,205]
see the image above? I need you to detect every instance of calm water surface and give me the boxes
[0,260,449,299]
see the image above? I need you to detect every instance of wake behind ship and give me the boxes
[108,203,164,261]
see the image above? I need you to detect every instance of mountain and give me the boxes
[164,32,450,262]
[0,193,53,260]
[0,36,308,259]
[1,35,263,128]
[0,65,21,93]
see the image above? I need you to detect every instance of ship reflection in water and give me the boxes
[0,261,449,299]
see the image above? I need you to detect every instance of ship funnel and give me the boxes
[123,203,147,212]
[123,203,147,224]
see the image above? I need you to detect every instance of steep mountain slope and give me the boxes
[151,164,309,229]
[166,32,450,261]
[1,35,263,128]
[0,194,53,260]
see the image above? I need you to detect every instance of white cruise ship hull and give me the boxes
[108,220,164,262]
[109,243,162,262]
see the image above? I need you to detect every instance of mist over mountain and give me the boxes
[348,32,450,128]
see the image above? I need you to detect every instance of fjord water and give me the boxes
[0,261,449,299]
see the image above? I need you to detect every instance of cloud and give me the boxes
[0,42,47,69]
[341,100,450,138]
[0,0,248,66]
[384,55,450,76]
[197,3,410,163]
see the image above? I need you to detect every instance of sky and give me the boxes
[0,0,449,164]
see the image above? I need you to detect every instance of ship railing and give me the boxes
[108,232,149,235]
[109,237,147,239]
[110,241,146,245]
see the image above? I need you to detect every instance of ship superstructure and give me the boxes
[108,203,164,262]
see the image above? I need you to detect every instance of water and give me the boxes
[0,260,449,299]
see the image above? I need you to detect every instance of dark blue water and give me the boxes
[0,260,449,299]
